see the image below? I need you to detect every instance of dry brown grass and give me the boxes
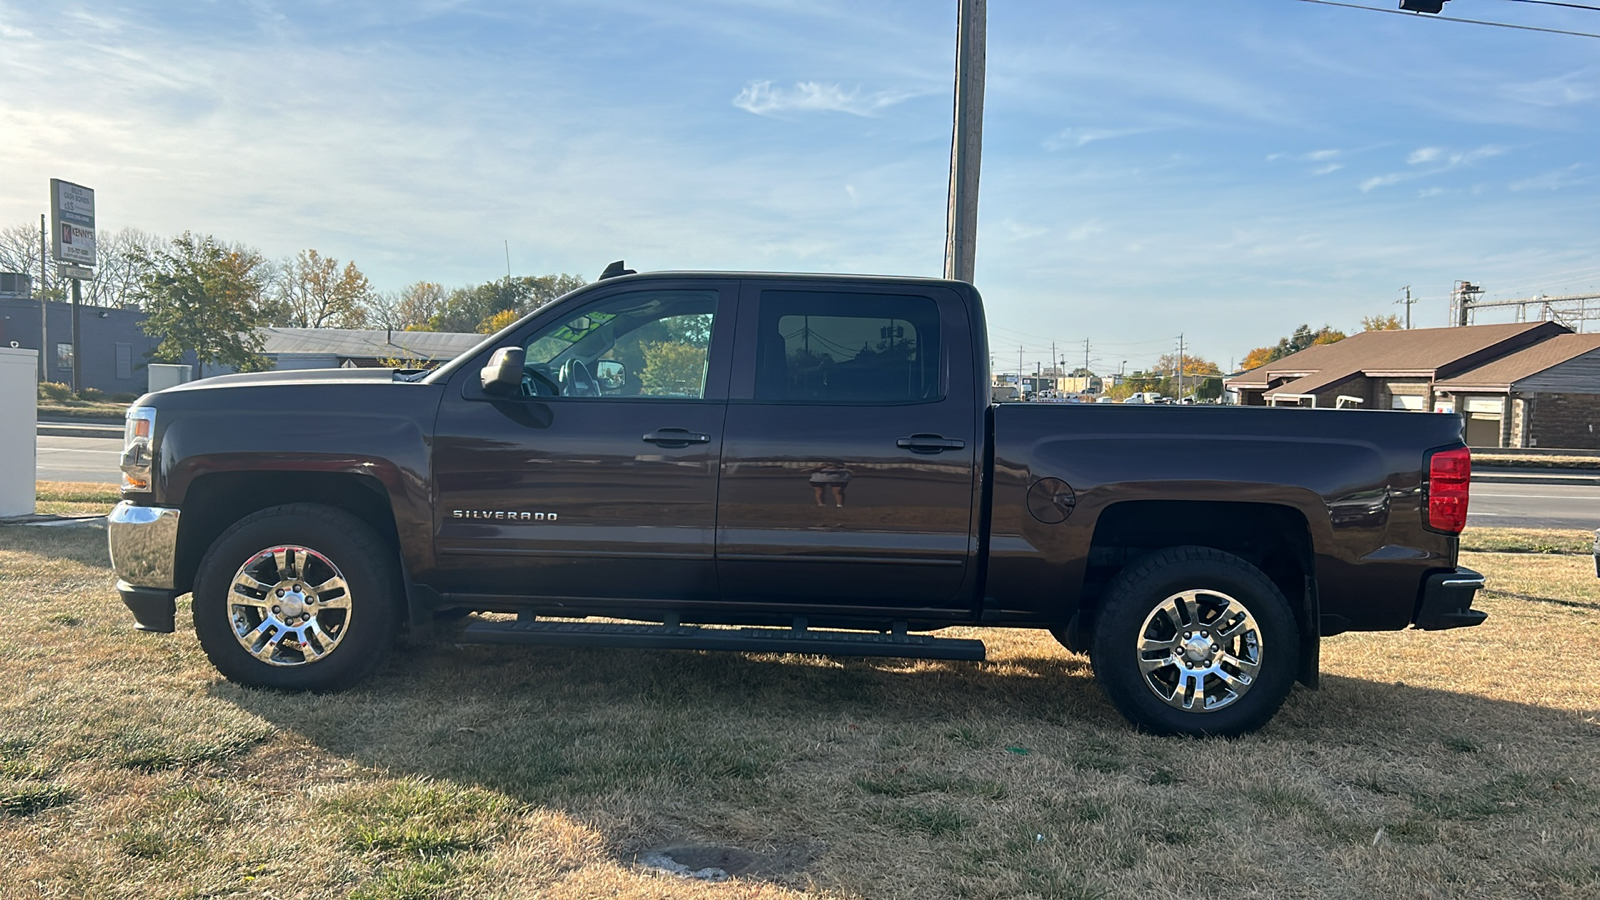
[1,523,1597,899]
[34,481,121,517]
[1460,526,1593,556]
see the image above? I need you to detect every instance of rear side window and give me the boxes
[754,291,941,404]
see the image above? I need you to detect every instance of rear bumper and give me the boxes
[1413,567,1488,630]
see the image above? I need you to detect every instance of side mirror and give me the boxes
[595,359,626,392]
[480,346,525,395]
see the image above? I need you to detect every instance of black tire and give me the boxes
[192,503,400,691]
[1089,546,1299,737]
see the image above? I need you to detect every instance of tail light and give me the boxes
[1426,446,1471,533]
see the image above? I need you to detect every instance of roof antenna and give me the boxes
[599,260,636,280]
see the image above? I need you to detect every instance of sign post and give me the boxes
[49,179,95,395]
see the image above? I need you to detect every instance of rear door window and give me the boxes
[754,291,941,404]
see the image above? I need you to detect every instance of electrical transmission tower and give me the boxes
[1467,291,1600,332]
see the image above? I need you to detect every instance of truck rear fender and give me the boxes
[1078,499,1321,688]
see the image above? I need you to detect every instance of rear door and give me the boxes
[714,280,981,613]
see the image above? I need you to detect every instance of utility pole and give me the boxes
[70,277,82,395]
[943,0,986,283]
[1397,285,1414,330]
[1083,339,1090,375]
[1176,333,1186,402]
[39,214,47,382]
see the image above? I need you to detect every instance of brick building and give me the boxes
[1225,321,1600,449]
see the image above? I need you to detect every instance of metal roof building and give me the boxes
[254,327,482,370]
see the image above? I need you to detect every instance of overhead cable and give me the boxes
[1294,0,1600,38]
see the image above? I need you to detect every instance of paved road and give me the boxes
[35,433,1600,530]
[37,434,123,484]
[1468,481,1600,530]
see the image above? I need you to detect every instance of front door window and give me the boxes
[521,290,717,400]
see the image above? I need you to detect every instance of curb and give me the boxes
[38,423,123,439]
[1473,473,1600,486]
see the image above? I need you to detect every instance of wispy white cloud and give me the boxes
[1043,126,1161,151]
[1497,71,1597,109]
[1363,145,1508,191]
[1312,163,1343,176]
[1511,164,1587,192]
[731,80,915,117]
[1360,173,1407,192]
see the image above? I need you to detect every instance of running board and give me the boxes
[458,619,986,661]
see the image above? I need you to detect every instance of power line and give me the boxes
[1293,0,1600,38]
[1490,0,1600,12]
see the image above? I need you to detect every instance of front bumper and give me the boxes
[108,501,182,634]
[1413,566,1488,630]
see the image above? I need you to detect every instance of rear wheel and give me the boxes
[192,504,400,691]
[1089,546,1298,737]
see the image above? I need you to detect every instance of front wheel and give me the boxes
[192,504,400,691]
[1089,546,1299,737]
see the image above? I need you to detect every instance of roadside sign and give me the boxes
[56,264,95,280]
[49,179,96,268]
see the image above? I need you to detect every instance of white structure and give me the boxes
[0,347,39,517]
[147,364,193,393]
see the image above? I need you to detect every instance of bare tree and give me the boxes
[373,280,447,331]
[0,222,58,300]
[271,249,373,328]
[84,227,165,308]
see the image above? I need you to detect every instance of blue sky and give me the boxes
[2,0,1598,373]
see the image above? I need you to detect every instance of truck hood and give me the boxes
[157,367,404,394]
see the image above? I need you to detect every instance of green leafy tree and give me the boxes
[423,273,586,333]
[638,340,708,397]
[133,233,272,374]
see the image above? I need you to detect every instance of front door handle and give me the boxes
[897,434,966,454]
[643,428,711,447]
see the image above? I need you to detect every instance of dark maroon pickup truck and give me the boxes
[108,268,1485,735]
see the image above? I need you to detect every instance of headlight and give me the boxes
[121,406,156,492]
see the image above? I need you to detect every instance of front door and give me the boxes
[715,282,980,612]
[432,281,736,602]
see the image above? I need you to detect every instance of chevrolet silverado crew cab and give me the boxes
[108,267,1486,736]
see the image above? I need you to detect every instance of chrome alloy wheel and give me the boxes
[226,545,352,666]
[1135,588,1263,712]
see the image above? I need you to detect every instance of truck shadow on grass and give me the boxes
[216,630,1600,813]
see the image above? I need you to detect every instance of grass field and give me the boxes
[1,516,1597,899]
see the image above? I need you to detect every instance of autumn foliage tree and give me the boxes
[1239,324,1347,370]
[132,233,272,374]
[271,249,373,328]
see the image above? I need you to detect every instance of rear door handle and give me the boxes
[897,434,966,453]
[643,428,711,447]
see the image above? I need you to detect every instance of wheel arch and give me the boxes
[173,471,401,596]
[1073,499,1319,687]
